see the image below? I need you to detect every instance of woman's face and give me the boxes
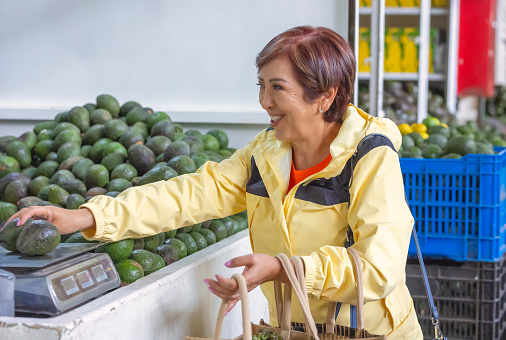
[257,57,322,143]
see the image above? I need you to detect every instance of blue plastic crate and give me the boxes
[401,147,506,262]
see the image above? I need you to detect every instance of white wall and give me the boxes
[0,0,350,149]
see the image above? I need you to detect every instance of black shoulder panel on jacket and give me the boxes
[246,156,269,197]
[265,127,274,132]
[294,134,396,206]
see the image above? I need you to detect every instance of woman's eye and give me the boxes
[272,84,283,90]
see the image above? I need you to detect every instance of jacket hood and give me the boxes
[329,105,402,159]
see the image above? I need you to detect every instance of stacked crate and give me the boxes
[401,147,506,339]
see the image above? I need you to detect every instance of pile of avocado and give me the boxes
[399,120,506,159]
[0,94,247,284]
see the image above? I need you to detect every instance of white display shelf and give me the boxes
[358,72,445,81]
[0,230,268,340]
[359,7,448,16]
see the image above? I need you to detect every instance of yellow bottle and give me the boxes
[358,27,371,72]
[386,0,399,6]
[363,0,372,6]
[399,0,417,7]
[401,28,419,73]
[384,28,403,72]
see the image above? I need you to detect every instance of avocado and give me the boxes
[59,156,84,171]
[37,184,59,201]
[4,180,30,205]
[19,131,37,151]
[110,163,138,181]
[143,235,160,252]
[203,150,224,162]
[0,202,17,225]
[0,218,26,251]
[53,122,80,136]
[83,103,97,114]
[54,111,69,124]
[150,120,176,140]
[61,178,88,197]
[68,106,90,132]
[207,129,229,150]
[34,121,58,135]
[101,152,127,173]
[54,130,82,150]
[164,238,187,259]
[145,136,171,156]
[106,178,132,192]
[219,217,236,237]
[120,101,142,117]
[29,176,51,196]
[6,140,31,168]
[85,164,110,189]
[90,109,113,125]
[126,107,149,126]
[105,191,120,198]
[445,136,476,156]
[0,172,31,201]
[115,259,144,284]
[104,119,129,141]
[147,111,171,130]
[0,136,17,153]
[217,149,233,159]
[0,155,20,178]
[127,144,156,176]
[229,215,248,232]
[65,194,85,209]
[83,124,106,145]
[37,129,56,142]
[183,136,205,154]
[17,196,44,210]
[163,140,190,161]
[57,141,81,163]
[102,142,128,158]
[190,222,202,233]
[198,134,220,152]
[36,160,60,179]
[132,122,149,139]
[119,127,145,149]
[51,169,75,186]
[86,187,108,197]
[137,165,178,185]
[209,220,228,241]
[129,249,165,275]
[96,94,120,118]
[80,145,92,158]
[132,237,145,250]
[48,185,70,206]
[173,132,187,141]
[167,155,196,175]
[155,244,179,265]
[175,233,198,255]
[421,144,443,159]
[173,124,184,133]
[95,239,134,263]
[34,140,55,159]
[89,138,113,163]
[185,129,202,137]
[198,229,217,245]
[16,219,61,256]
[164,229,177,239]
[72,158,95,181]
[21,166,38,179]
[189,231,207,250]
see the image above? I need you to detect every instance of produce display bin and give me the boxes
[0,231,269,340]
[401,147,506,262]
[406,254,506,340]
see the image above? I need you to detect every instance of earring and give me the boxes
[320,109,324,113]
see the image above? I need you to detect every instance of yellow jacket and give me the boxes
[81,105,422,339]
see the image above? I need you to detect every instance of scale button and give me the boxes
[61,276,80,295]
[91,264,108,282]
[76,270,95,288]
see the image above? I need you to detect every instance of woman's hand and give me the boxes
[204,253,293,314]
[5,206,96,235]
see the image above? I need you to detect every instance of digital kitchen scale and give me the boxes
[0,243,120,316]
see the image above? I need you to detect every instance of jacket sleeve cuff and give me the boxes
[79,200,106,240]
[301,254,319,297]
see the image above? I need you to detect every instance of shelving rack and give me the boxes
[355,0,460,123]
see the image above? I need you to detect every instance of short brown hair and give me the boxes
[256,26,356,123]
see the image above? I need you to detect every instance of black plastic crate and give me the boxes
[406,255,506,339]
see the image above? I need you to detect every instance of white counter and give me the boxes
[0,230,269,340]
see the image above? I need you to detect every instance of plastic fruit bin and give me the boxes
[400,147,506,262]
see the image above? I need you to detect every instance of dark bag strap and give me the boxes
[337,133,447,339]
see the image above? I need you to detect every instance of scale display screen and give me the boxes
[61,276,80,295]
[76,270,94,288]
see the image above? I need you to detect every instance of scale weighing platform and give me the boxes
[0,243,120,317]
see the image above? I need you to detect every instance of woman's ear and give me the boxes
[319,86,338,112]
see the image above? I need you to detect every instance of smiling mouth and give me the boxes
[269,115,284,126]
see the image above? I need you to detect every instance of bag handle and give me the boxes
[213,273,252,340]
[274,253,320,340]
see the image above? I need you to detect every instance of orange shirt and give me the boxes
[287,153,332,193]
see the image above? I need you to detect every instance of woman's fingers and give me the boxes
[226,298,239,314]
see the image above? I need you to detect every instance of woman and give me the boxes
[9,26,423,339]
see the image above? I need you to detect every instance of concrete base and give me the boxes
[0,231,269,340]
